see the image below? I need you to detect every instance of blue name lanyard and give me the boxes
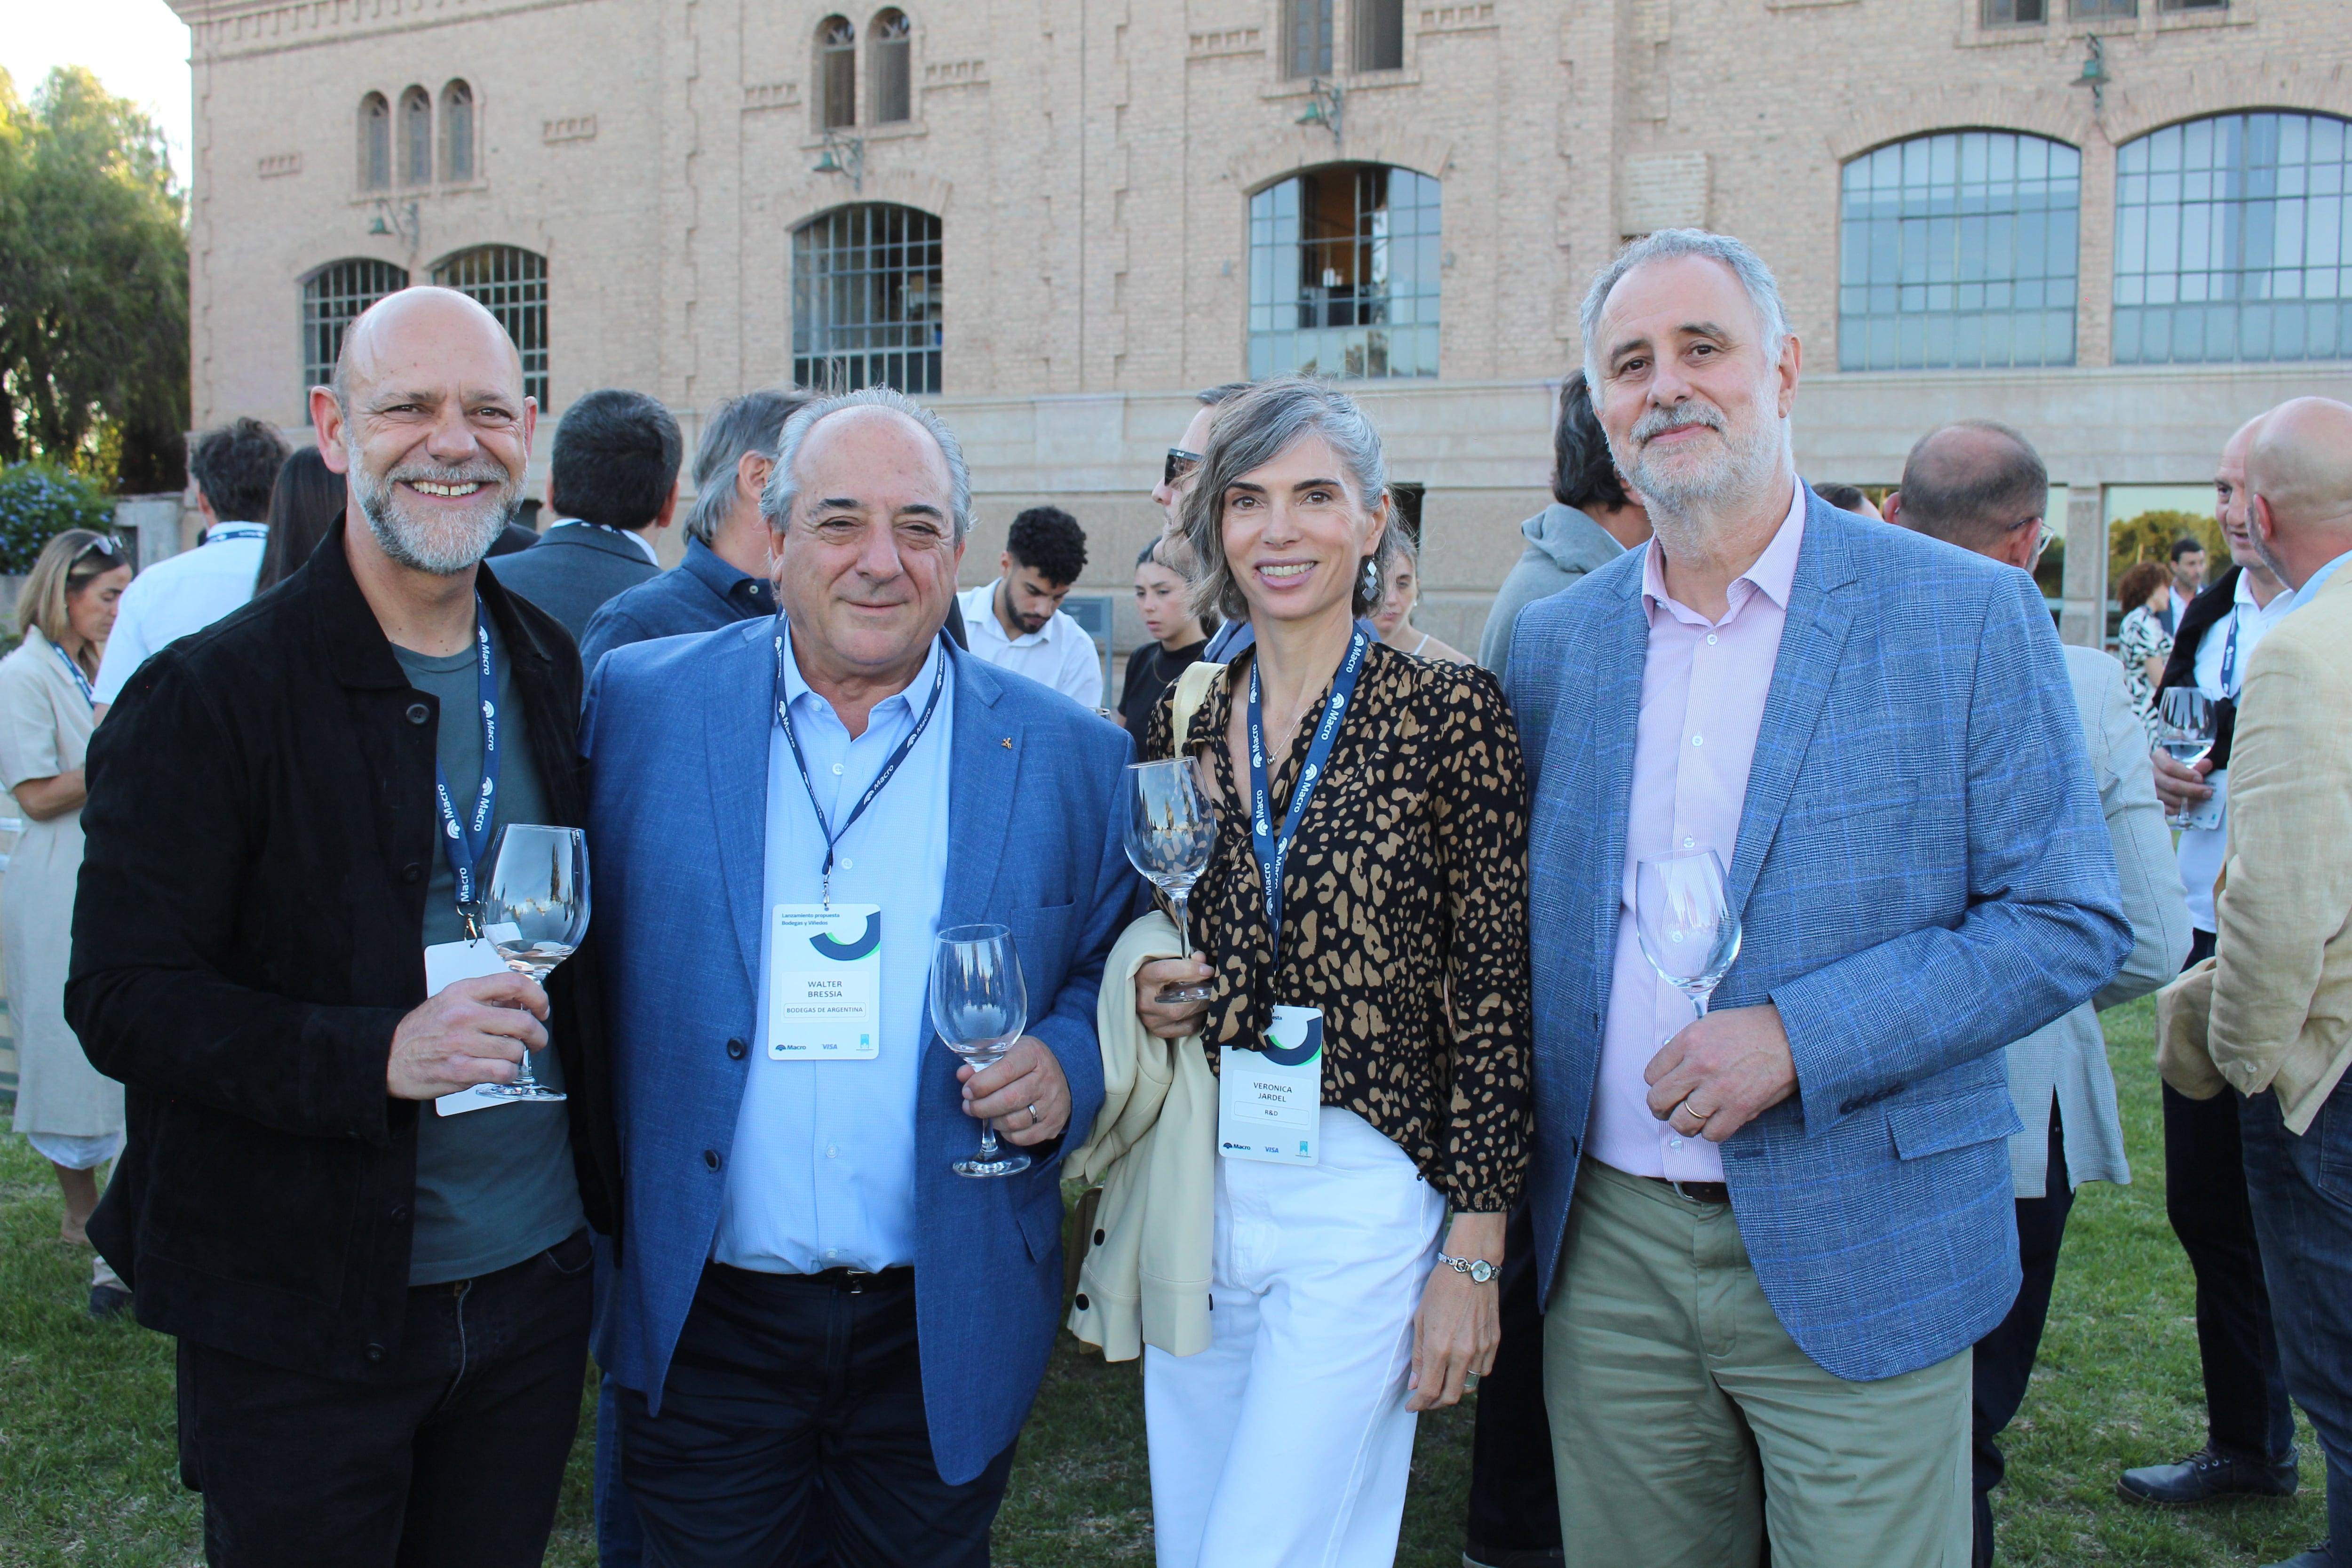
[774,623,948,907]
[2218,613,2242,699]
[49,641,95,709]
[203,523,268,546]
[429,600,500,937]
[1246,627,1370,970]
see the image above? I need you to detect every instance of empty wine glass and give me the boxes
[2154,687,2217,828]
[930,923,1032,1178]
[1635,848,1743,1019]
[476,823,588,1103]
[1124,757,1217,1003]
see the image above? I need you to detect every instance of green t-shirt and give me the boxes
[395,626,585,1285]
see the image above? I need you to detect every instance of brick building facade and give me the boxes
[170,0,2352,657]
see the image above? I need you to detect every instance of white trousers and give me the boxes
[1144,1106,1446,1568]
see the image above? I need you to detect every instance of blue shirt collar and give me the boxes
[683,536,774,611]
[2290,548,2352,616]
[777,619,949,729]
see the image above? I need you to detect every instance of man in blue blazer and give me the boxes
[582,386,1136,1567]
[1508,231,2131,1566]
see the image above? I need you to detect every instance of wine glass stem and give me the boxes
[977,1122,1000,1159]
[1689,989,1712,1021]
[1171,890,1193,959]
[515,965,555,1088]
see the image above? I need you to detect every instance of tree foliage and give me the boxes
[0,461,115,573]
[2110,509,2225,595]
[0,66,189,494]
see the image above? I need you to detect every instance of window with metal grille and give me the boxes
[302,260,409,403]
[432,247,549,405]
[792,205,943,393]
[1838,130,2081,371]
[2114,111,2352,364]
[1355,0,1404,70]
[359,93,391,189]
[1980,0,2045,21]
[871,11,912,124]
[442,81,475,183]
[2067,0,2135,17]
[399,87,431,185]
[1287,0,1333,78]
[819,16,857,129]
[1248,164,1441,380]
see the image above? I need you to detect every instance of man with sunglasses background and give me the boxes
[1887,419,2192,1566]
[92,416,291,721]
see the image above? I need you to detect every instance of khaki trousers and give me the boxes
[1543,1160,1972,1568]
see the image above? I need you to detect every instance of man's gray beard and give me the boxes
[1616,390,1788,530]
[348,451,517,575]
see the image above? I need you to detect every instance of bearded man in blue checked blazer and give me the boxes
[1505,230,2132,1566]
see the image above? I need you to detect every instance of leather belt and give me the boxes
[1647,1176,1731,1207]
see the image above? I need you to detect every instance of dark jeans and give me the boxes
[1972,1105,2076,1567]
[2243,1082,2352,1555]
[1466,1202,1563,1565]
[177,1227,594,1568]
[2169,929,2298,1465]
[617,1263,1017,1568]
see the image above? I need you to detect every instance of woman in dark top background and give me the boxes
[254,446,347,594]
[1132,375,1532,1568]
[1117,540,1212,731]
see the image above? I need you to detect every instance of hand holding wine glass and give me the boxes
[2153,687,2217,829]
[930,923,1032,1178]
[476,823,588,1103]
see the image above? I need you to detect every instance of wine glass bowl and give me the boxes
[1635,849,1742,1019]
[2154,687,2217,829]
[931,923,1033,1178]
[1124,757,1217,1004]
[476,824,588,1102]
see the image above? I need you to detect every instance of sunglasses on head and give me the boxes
[73,535,120,565]
[1163,448,1203,489]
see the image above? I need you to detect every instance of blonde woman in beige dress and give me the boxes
[1,529,132,1315]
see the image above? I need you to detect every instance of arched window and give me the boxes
[1354,0,1404,71]
[302,259,409,400]
[358,93,391,190]
[442,81,475,183]
[870,10,913,125]
[2114,111,2352,364]
[793,204,943,393]
[432,247,548,405]
[399,86,432,185]
[818,16,857,130]
[1287,0,1334,78]
[1838,130,2081,371]
[1248,164,1441,379]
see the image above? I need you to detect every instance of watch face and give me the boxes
[1471,1260,1496,1283]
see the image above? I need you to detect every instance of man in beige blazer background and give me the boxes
[2159,395,2352,1568]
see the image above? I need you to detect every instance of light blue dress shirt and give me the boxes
[2290,548,2352,615]
[712,625,955,1274]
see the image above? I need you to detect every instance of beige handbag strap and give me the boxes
[1169,658,1225,754]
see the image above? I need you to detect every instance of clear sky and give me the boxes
[0,0,192,182]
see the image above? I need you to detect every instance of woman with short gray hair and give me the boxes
[1133,375,1533,1566]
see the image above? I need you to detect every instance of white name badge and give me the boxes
[425,931,524,1117]
[769,904,883,1060]
[1217,1003,1323,1165]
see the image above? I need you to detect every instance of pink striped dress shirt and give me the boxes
[1588,480,1808,1183]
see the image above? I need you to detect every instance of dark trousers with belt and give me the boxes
[2168,928,2297,1465]
[177,1227,594,1568]
[1971,1106,2076,1567]
[1465,1201,1565,1567]
[617,1262,1017,1568]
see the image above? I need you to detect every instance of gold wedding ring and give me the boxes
[1680,1098,1714,1122]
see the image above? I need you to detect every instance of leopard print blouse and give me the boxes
[1142,639,1532,1213]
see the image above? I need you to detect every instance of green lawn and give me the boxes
[0,996,2327,1565]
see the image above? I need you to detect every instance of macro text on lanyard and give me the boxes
[773,623,947,908]
[204,523,269,546]
[429,599,500,939]
[1246,626,1370,971]
[50,642,96,709]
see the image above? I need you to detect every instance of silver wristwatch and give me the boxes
[1437,1252,1498,1284]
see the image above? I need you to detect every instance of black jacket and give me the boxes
[2158,565,2245,770]
[67,520,620,1381]
[485,521,661,644]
